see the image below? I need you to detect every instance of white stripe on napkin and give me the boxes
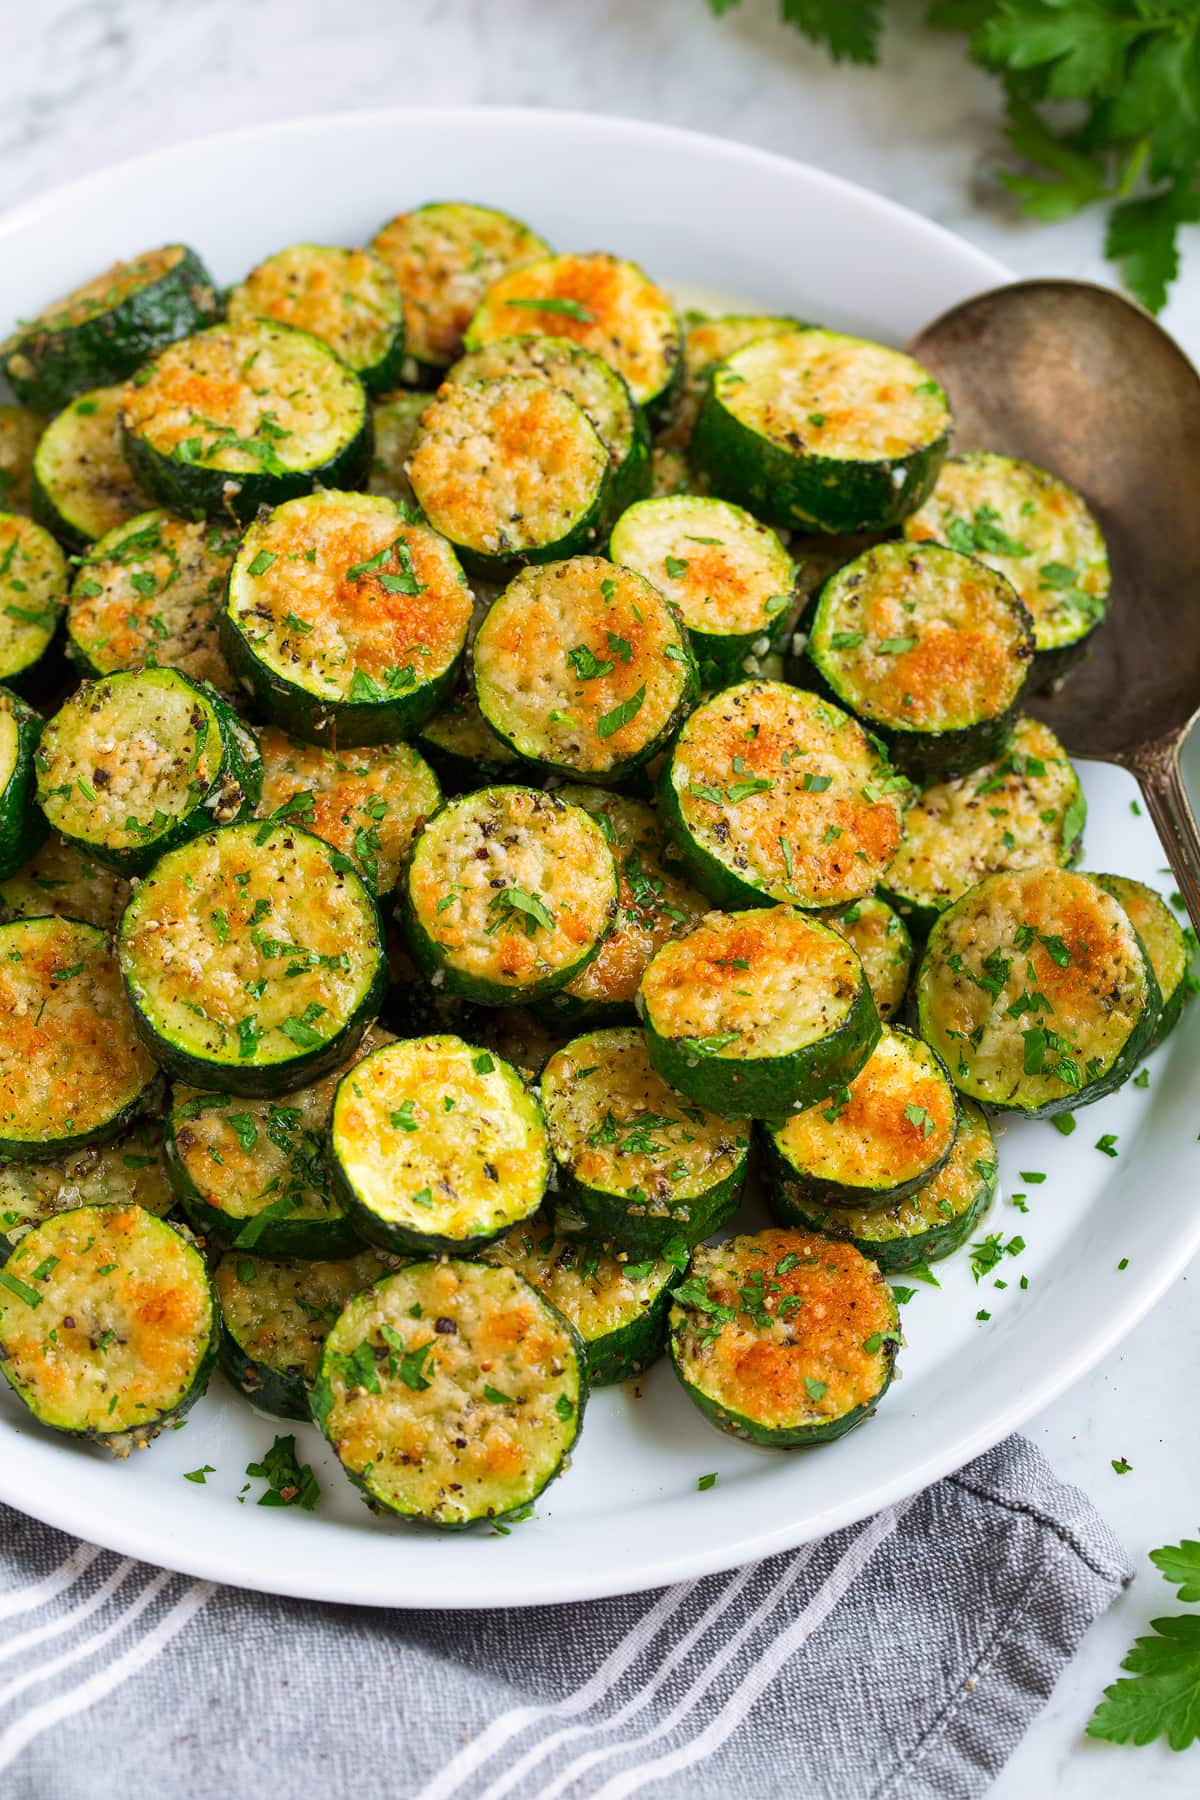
[0,1544,102,1620]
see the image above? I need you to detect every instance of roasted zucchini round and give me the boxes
[669,1229,899,1447]
[0,406,43,517]
[916,866,1159,1117]
[1094,873,1195,1049]
[0,1203,217,1453]
[692,329,950,533]
[0,513,66,687]
[826,896,912,1023]
[0,686,46,881]
[658,679,907,911]
[640,905,880,1119]
[311,1258,586,1528]
[402,784,618,1006]
[541,1026,750,1254]
[0,1118,172,1259]
[0,831,129,932]
[472,557,697,782]
[226,243,407,392]
[329,1034,550,1255]
[118,819,386,1096]
[32,386,150,550]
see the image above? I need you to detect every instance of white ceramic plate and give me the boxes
[2,108,1197,1609]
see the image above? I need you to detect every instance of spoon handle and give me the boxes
[1129,735,1200,936]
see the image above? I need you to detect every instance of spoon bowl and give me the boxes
[910,278,1200,927]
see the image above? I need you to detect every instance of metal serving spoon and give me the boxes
[909,278,1200,933]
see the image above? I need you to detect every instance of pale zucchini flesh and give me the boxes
[33,386,150,548]
[0,513,66,681]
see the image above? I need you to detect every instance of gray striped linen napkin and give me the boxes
[0,1433,1127,1800]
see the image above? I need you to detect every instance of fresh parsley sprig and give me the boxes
[706,0,1200,311]
[1088,1531,1200,1750]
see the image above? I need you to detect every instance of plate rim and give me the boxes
[5,104,1195,1611]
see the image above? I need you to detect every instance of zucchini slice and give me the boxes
[806,541,1034,783]
[223,489,471,746]
[827,897,912,1023]
[650,446,693,499]
[32,386,151,551]
[36,667,260,877]
[2,246,218,412]
[255,726,440,897]
[215,1246,400,1420]
[540,1026,749,1255]
[0,405,43,516]
[449,335,649,520]
[0,513,66,686]
[765,1026,957,1211]
[0,687,46,881]
[880,716,1085,935]
[903,451,1109,687]
[541,786,707,1026]
[226,243,406,392]
[121,320,371,523]
[408,377,610,577]
[0,916,158,1160]
[610,496,798,689]
[166,1027,393,1259]
[370,202,550,378]
[657,312,803,451]
[668,1229,899,1448]
[473,557,697,781]
[467,252,681,418]
[0,1203,217,1453]
[402,785,618,1006]
[0,832,129,932]
[776,1098,997,1274]
[640,905,880,1120]
[693,329,950,534]
[416,686,526,793]
[468,1005,567,1086]
[118,819,386,1096]
[483,1207,682,1385]
[68,510,239,691]
[310,1258,586,1528]
[329,1034,549,1255]
[658,680,907,911]
[0,1118,172,1259]
[368,391,425,506]
[916,866,1159,1118]
[1094,874,1195,1049]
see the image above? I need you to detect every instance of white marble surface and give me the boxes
[2,0,1198,1790]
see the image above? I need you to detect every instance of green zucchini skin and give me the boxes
[668,1229,899,1449]
[35,667,261,877]
[609,495,798,689]
[327,1034,550,1257]
[639,906,881,1121]
[0,1203,218,1454]
[121,321,372,524]
[878,716,1085,938]
[916,866,1160,1119]
[32,386,151,552]
[657,680,907,913]
[0,915,159,1162]
[0,513,67,689]
[220,491,471,747]
[763,1027,959,1211]
[225,243,407,393]
[407,377,611,580]
[1093,874,1196,1049]
[0,687,47,881]
[540,1027,750,1256]
[805,540,1034,785]
[482,1208,683,1386]
[310,1259,587,1529]
[215,1247,400,1420]
[771,1099,997,1273]
[447,334,650,524]
[902,450,1110,692]
[401,785,619,1007]
[692,329,950,535]
[0,1117,172,1261]
[2,246,219,412]
[118,820,386,1098]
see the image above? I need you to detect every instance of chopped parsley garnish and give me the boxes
[505,295,595,322]
[697,1472,717,1491]
[246,1435,320,1510]
[596,685,646,740]
[567,643,614,682]
[486,885,555,938]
